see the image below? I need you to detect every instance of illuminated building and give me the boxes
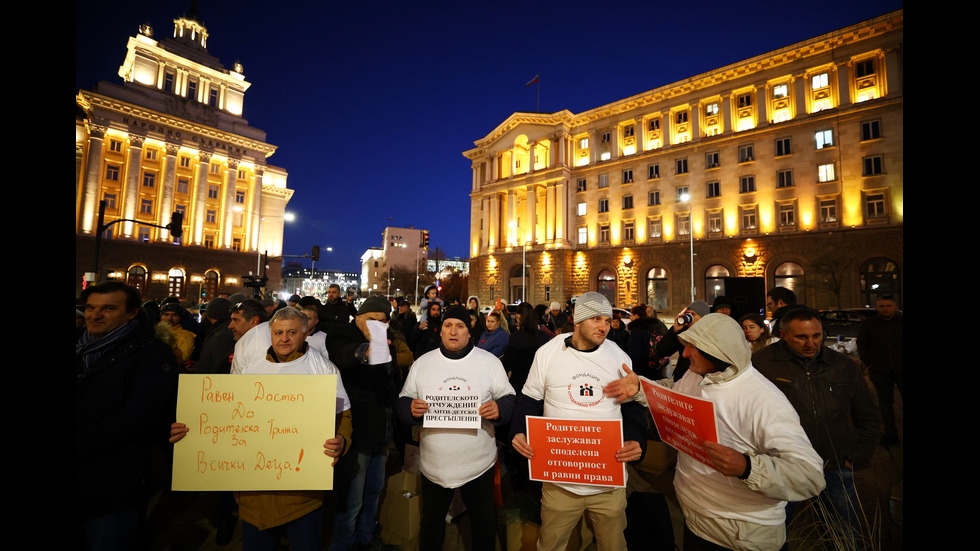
[465,11,902,313]
[360,226,428,297]
[75,10,293,300]
[280,265,359,299]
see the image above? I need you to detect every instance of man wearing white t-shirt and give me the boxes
[510,292,647,551]
[397,305,516,551]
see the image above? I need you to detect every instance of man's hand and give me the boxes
[512,433,534,459]
[703,441,748,477]
[603,363,639,403]
[418,320,428,330]
[323,435,346,467]
[169,422,188,444]
[615,440,642,463]
[410,398,429,418]
[479,400,499,420]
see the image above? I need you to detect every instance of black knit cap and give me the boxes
[357,295,391,318]
[441,305,471,334]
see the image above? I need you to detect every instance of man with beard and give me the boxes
[322,284,356,334]
[412,301,444,359]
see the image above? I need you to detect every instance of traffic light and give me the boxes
[312,245,320,261]
[169,211,184,238]
[421,230,429,248]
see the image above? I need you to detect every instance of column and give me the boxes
[836,63,851,107]
[793,72,807,118]
[755,85,768,126]
[883,46,901,96]
[250,166,264,251]
[525,184,536,245]
[223,159,239,249]
[121,134,145,238]
[528,141,536,174]
[488,194,499,249]
[490,153,498,182]
[545,183,556,242]
[79,124,107,234]
[192,151,211,245]
[689,104,699,141]
[662,115,671,146]
[157,142,179,241]
[481,197,489,253]
[506,190,516,246]
[554,180,565,244]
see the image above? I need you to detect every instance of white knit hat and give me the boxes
[573,292,613,323]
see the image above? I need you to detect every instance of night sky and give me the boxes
[76,0,903,274]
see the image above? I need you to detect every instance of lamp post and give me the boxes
[680,193,695,302]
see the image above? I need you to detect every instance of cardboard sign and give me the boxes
[422,392,482,429]
[640,379,718,468]
[526,416,625,487]
[172,374,337,491]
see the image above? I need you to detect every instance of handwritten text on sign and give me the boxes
[526,417,625,487]
[640,379,717,468]
[422,393,482,429]
[172,374,337,491]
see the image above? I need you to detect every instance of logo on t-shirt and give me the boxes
[567,372,605,407]
[438,376,471,392]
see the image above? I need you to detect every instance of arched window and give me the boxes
[646,267,668,312]
[860,257,900,307]
[704,265,730,306]
[168,268,186,299]
[126,265,146,296]
[204,270,220,301]
[774,262,805,301]
[597,269,617,307]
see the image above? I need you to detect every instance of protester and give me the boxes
[740,312,779,354]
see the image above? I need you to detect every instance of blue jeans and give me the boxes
[786,467,859,540]
[330,449,388,550]
[242,507,322,551]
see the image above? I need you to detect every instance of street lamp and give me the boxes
[680,193,695,302]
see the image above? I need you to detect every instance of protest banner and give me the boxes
[526,416,625,487]
[172,374,337,491]
[422,391,482,429]
[640,378,717,468]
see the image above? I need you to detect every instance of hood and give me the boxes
[677,313,751,372]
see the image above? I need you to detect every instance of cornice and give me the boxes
[262,183,294,201]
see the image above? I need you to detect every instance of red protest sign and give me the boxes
[526,416,625,488]
[641,379,718,468]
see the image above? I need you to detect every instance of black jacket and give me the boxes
[194,318,236,374]
[856,313,903,377]
[753,340,883,470]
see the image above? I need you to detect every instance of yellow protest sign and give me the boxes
[172,374,337,491]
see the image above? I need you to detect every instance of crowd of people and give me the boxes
[76,281,901,551]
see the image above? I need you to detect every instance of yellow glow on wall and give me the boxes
[664,221,674,240]
[800,208,813,229]
[623,144,636,156]
[773,109,791,123]
[646,138,662,151]
[737,117,755,132]
[637,223,645,242]
[672,133,690,145]
[488,256,497,269]
[843,193,863,227]
[577,156,589,167]
[726,212,738,233]
[541,252,551,268]
[760,206,773,232]
[575,251,588,273]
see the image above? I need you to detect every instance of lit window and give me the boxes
[818,164,836,183]
[623,221,635,242]
[204,234,214,249]
[623,169,633,183]
[811,73,829,89]
[598,199,609,213]
[109,140,122,152]
[677,213,691,236]
[577,203,587,216]
[177,178,189,194]
[773,84,788,98]
[648,119,660,131]
[208,185,219,199]
[236,190,246,204]
[676,158,688,174]
[648,164,660,179]
[138,227,150,242]
[206,209,217,223]
[705,103,719,116]
[737,93,752,108]
[180,156,191,168]
[820,198,838,223]
[707,181,720,198]
[579,137,589,149]
[776,138,791,157]
[815,130,834,149]
[142,172,155,188]
[866,194,886,218]
[140,199,153,214]
[145,149,157,160]
[861,120,881,141]
[600,152,611,161]
[777,170,793,188]
[578,227,588,244]
[741,207,757,230]
[623,195,634,209]
[599,174,609,188]
[738,145,754,163]
[210,163,220,174]
[740,176,755,193]
[863,156,884,176]
[105,165,120,181]
[648,191,660,206]
[708,211,723,233]
[103,193,116,209]
[577,179,587,192]
[649,218,662,238]
[599,224,610,243]
[675,112,688,124]
[706,152,719,169]
[779,203,796,226]
[676,186,689,202]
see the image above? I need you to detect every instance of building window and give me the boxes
[676,186,689,202]
[140,199,153,214]
[707,181,720,198]
[177,178,189,194]
[866,193,886,218]
[646,267,668,310]
[599,174,609,188]
[142,172,155,188]
[237,169,247,180]
[623,220,635,242]
[773,83,788,98]
[206,209,217,223]
[677,213,691,236]
[863,156,884,176]
[623,169,633,183]
[233,212,244,227]
[599,224,610,243]
[598,199,609,213]
[648,164,660,179]
[649,217,663,239]
[820,198,838,223]
[705,152,719,169]
[232,237,242,251]
[209,89,219,107]
[600,152,611,161]
[854,59,875,78]
[777,170,793,188]
[739,176,756,193]
[164,71,175,92]
[708,211,722,234]
[675,112,688,124]
[737,93,752,108]
[811,72,829,89]
[623,195,634,209]
[624,126,635,137]
[578,227,588,245]
[138,227,150,242]
[778,203,796,227]
[601,132,611,143]
[648,191,661,206]
[705,103,719,116]
[109,139,122,152]
[676,158,688,174]
[145,149,157,160]
[103,193,117,209]
[208,185,219,199]
[860,258,900,307]
[741,206,758,230]
[210,163,220,174]
[187,80,198,100]
[105,165,120,181]
[577,202,587,216]
[776,137,791,157]
[738,145,754,163]
[180,156,191,167]
[815,130,834,149]
[648,119,660,131]
[236,190,246,204]
[818,163,836,183]
[579,137,589,149]
[577,179,587,192]
[204,234,215,249]
[861,120,881,141]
